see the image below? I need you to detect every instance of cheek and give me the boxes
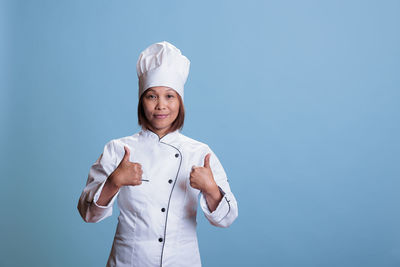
[143,102,154,118]
[144,110,152,120]
[171,101,180,114]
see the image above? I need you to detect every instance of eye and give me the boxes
[146,94,157,99]
[167,94,175,99]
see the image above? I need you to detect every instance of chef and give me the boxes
[77,41,238,267]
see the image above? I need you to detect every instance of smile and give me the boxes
[154,114,169,119]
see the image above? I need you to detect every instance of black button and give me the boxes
[161,208,166,212]
[159,238,163,242]
[175,153,179,158]
[168,179,173,184]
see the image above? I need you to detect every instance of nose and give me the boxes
[155,98,167,110]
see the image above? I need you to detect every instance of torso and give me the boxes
[107,130,209,267]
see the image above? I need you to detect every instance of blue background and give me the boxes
[1,0,400,266]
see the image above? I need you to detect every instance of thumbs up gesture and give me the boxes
[190,153,218,193]
[109,146,143,188]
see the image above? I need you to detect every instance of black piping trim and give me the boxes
[159,141,182,267]
[216,196,231,223]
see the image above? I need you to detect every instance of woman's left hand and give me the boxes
[190,154,222,211]
[189,153,216,192]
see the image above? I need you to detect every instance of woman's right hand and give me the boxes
[109,146,143,188]
[97,146,142,206]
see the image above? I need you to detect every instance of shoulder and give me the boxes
[177,133,227,172]
[104,132,141,151]
[114,132,140,144]
[177,132,211,152]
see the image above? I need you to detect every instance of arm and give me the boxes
[78,143,143,223]
[77,140,119,223]
[96,177,120,206]
[190,149,238,228]
[202,181,223,212]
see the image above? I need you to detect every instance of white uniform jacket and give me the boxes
[78,130,238,267]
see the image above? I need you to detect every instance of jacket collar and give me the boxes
[139,129,180,144]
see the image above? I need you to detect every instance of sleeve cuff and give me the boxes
[92,179,119,208]
[200,187,231,223]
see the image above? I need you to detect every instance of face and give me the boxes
[142,86,180,137]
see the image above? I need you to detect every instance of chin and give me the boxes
[153,121,172,128]
[152,124,170,131]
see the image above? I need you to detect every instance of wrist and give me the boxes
[203,183,221,200]
[97,175,120,206]
[107,173,121,189]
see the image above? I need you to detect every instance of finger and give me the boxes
[123,146,131,162]
[203,153,211,168]
[134,163,142,171]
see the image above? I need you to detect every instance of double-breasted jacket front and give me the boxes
[78,130,238,267]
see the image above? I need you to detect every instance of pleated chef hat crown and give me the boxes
[136,41,190,100]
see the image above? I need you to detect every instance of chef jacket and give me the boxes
[78,129,238,267]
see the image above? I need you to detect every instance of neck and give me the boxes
[147,127,172,139]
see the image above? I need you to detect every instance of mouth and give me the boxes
[154,114,169,119]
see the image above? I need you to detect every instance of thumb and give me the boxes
[122,146,131,162]
[203,153,211,168]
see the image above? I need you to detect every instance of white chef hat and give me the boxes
[136,41,190,100]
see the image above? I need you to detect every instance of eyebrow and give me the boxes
[146,88,175,93]
[159,88,175,92]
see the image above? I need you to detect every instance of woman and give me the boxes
[78,41,238,267]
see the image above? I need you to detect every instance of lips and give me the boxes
[154,114,169,119]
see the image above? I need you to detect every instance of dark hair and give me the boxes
[137,92,185,133]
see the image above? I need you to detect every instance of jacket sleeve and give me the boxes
[77,140,120,223]
[199,148,238,228]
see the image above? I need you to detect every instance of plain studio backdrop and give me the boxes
[1,0,399,266]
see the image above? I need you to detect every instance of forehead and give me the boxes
[145,86,177,94]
